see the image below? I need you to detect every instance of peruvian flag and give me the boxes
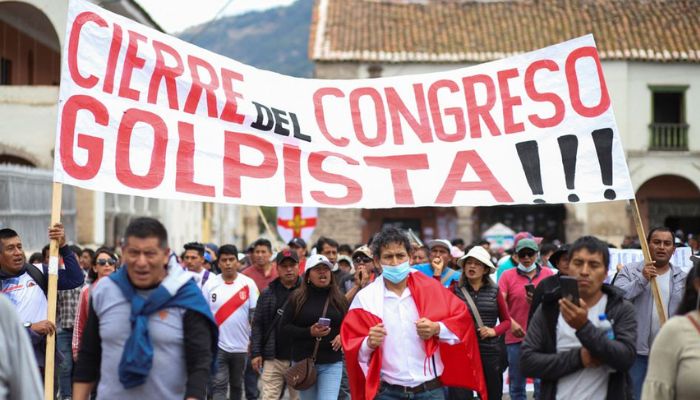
[341,270,487,400]
[276,207,317,243]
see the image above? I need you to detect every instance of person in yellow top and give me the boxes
[642,258,700,400]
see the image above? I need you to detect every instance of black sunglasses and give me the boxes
[517,251,536,258]
[96,259,117,266]
[352,256,372,264]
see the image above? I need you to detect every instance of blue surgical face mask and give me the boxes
[517,263,537,273]
[381,261,411,284]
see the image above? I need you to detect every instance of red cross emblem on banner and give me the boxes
[276,207,318,240]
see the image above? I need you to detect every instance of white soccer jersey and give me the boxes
[203,273,259,353]
[1,267,47,323]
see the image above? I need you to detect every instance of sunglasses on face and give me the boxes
[517,251,536,258]
[353,256,372,264]
[96,259,117,266]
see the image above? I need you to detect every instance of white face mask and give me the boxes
[381,261,410,284]
[517,263,536,273]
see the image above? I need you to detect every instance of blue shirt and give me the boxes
[413,263,461,288]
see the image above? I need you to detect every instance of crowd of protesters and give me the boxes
[1,218,699,400]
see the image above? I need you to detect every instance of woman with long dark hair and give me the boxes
[451,246,511,400]
[280,254,348,399]
[642,259,700,400]
[72,247,117,361]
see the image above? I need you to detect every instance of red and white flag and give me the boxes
[341,271,487,400]
[276,207,317,243]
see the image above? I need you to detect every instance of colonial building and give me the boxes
[0,0,258,251]
[306,0,700,246]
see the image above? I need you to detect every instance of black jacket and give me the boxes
[250,277,300,360]
[521,284,637,400]
[280,284,346,365]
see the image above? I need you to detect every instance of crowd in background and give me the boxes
[1,219,699,400]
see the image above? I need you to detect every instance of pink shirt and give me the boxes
[498,266,553,344]
[242,265,278,292]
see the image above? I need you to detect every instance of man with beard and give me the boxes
[614,227,687,400]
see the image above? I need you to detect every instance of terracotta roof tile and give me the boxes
[310,0,700,63]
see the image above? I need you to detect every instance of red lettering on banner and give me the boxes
[115,108,168,189]
[103,23,123,94]
[220,68,246,124]
[525,60,565,128]
[313,88,349,147]
[176,122,215,197]
[308,152,362,205]
[566,46,610,118]
[463,74,501,138]
[497,68,524,134]
[68,12,107,89]
[60,95,108,180]
[223,132,278,198]
[283,144,303,203]
[184,56,220,118]
[428,80,465,142]
[118,30,147,101]
[364,154,430,205]
[350,87,387,147]
[385,84,433,145]
[148,40,184,110]
[436,150,513,203]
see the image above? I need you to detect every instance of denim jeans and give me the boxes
[298,361,343,400]
[57,328,73,397]
[375,385,445,400]
[629,355,648,400]
[244,356,260,400]
[212,350,247,400]
[506,343,539,400]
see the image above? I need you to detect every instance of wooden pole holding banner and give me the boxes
[44,182,63,400]
[256,206,282,250]
[629,198,666,325]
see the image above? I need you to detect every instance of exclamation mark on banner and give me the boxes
[592,128,617,200]
[516,141,545,204]
[557,135,579,202]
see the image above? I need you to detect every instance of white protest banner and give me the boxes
[54,0,635,208]
[608,247,694,277]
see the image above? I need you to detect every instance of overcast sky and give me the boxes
[136,0,296,33]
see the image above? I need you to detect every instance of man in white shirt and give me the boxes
[203,244,259,400]
[521,236,637,400]
[183,242,213,289]
[341,228,486,400]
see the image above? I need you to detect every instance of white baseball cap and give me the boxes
[305,254,334,271]
[427,239,452,252]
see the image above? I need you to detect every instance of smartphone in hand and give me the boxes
[318,317,331,327]
[559,276,580,305]
[524,283,535,296]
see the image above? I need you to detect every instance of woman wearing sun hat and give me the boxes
[450,246,512,400]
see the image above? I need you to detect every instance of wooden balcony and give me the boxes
[649,123,689,151]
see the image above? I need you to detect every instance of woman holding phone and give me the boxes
[451,246,511,400]
[281,254,348,400]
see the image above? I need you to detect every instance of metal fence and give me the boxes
[0,165,75,252]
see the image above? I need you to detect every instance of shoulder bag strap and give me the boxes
[262,296,292,346]
[311,296,331,360]
[459,286,484,328]
[440,268,456,286]
[687,313,700,335]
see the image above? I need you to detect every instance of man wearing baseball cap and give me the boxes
[287,238,307,275]
[250,249,301,400]
[496,232,542,282]
[414,239,461,289]
[498,238,553,400]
